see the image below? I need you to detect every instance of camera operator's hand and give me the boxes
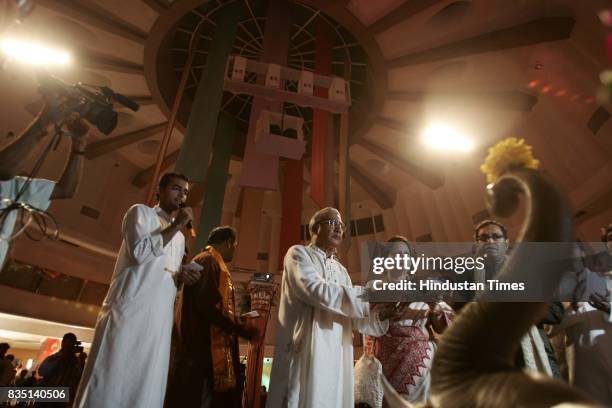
[38,93,69,127]
[38,91,88,131]
[65,113,89,151]
[174,206,194,229]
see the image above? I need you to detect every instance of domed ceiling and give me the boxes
[0,0,610,257]
[169,0,369,139]
[0,0,611,345]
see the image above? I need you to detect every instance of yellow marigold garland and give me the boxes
[480,137,540,184]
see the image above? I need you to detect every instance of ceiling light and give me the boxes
[423,124,474,152]
[1,38,70,66]
[528,80,539,89]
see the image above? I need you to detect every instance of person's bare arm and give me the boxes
[0,108,51,180]
[429,302,454,334]
[51,116,89,199]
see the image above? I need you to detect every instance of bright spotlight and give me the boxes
[26,358,33,370]
[1,38,71,66]
[423,124,474,152]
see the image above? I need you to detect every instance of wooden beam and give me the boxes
[358,138,445,189]
[130,127,246,188]
[141,0,167,14]
[77,48,144,75]
[371,116,449,188]
[132,149,180,188]
[388,17,575,68]
[387,90,538,112]
[85,123,166,158]
[35,0,147,44]
[370,0,442,34]
[349,162,395,209]
[576,186,612,223]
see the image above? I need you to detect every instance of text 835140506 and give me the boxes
[1,387,69,403]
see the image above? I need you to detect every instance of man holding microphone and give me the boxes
[74,173,200,408]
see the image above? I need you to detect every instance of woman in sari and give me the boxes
[366,236,454,404]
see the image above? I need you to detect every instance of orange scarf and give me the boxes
[207,246,237,392]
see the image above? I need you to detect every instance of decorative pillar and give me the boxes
[310,17,333,208]
[256,212,271,272]
[277,159,303,271]
[268,215,281,273]
[239,0,293,190]
[194,113,236,251]
[235,0,293,275]
[338,61,352,261]
[244,281,277,408]
[175,3,242,182]
[338,112,351,261]
[233,189,264,272]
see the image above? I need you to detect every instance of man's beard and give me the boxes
[161,199,180,212]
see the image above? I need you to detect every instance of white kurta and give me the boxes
[267,244,388,408]
[74,204,184,408]
[0,176,55,268]
[559,303,612,405]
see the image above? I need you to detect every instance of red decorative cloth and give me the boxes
[374,324,431,394]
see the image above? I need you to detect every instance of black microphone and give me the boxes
[179,203,195,238]
[113,92,140,112]
[100,87,140,112]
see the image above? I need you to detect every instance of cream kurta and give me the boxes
[74,204,184,408]
[559,303,612,405]
[267,244,388,408]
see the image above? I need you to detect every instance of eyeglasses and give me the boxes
[476,233,506,243]
[316,219,346,232]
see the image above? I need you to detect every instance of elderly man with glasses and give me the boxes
[267,207,400,408]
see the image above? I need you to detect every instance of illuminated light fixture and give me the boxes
[423,124,474,152]
[541,85,552,94]
[598,10,612,26]
[26,358,33,370]
[555,89,567,97]
[1,38,71,66]
[528,80,539,89]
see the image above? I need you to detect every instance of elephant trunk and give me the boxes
[429,168,593,407]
